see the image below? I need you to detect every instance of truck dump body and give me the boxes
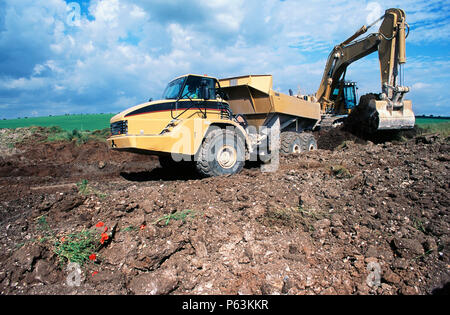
[219,75,321,130]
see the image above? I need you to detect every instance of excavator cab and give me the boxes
[330,81,358,114]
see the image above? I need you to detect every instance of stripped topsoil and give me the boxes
[0,127,448,295]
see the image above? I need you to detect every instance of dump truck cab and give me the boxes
[107,74,250,176]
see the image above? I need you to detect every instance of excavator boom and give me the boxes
[316,8,415,132]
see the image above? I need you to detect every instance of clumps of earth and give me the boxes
[0,127,448,295]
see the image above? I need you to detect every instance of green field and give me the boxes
[0,114,449,137]
[415,117,450,137]
[0,114,115,131]
[415,117,450,125]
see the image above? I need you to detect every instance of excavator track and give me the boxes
[319,115,346,130]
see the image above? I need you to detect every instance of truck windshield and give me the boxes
[162,77,186,100]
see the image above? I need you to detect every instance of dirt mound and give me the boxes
[315,128,367,151]
[0,128,449,295]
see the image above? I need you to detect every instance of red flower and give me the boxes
[96,222,105,228]
[92,271,98,276]
[103,226,108,233]
[140,224,146,231]
[100,233,109,244]
[89,253,97,261]
[60,237,66,243]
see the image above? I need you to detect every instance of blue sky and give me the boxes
[0,0,449,119]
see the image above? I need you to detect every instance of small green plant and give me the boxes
[53,230,99,267]
[331,165,352,179]
[154,210,195,226]
[412,218,427,234]
[77,179,90,195]
[53,221,111,267]
[46,128,90,144]
[36,215,53,239]
[33,215,110,268]
[336,140,353,150]
[122,225,137,232]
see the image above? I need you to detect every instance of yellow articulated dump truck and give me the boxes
[107,74,321,177]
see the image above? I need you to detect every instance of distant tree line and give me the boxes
[416,115,450,119]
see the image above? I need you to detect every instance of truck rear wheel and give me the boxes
[281,132,317,155]
[301,133,318,152]
[195,128,246,177]
[281,132,304,155]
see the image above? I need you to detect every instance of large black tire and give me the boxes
[281,132,303,155]
[300,133,318,152]
[281,132,317,155]
[195,128,246,177]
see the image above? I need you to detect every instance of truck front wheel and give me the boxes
[195,128,246,177]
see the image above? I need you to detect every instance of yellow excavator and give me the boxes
[315,8,415,132]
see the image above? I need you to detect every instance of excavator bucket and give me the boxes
[371,99,415,131]
[346,94,415,133]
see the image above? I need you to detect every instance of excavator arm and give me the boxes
[316,8,415,131]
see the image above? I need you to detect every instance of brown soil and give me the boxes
[0,128,448,295]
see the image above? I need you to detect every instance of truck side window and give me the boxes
[182,76,201,99]
[182,76,216,100]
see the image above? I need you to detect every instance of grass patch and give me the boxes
[260,203,331,231]
[121,225,138,232]
[46,128,110,144]
[331,165,352,179]
[154,210,195,226]
[76,179,107,199]
[261,206,311,229]
[416,121,450,138]
[415,117,450,126]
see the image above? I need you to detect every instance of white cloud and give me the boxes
[412,82,432,90]
[0,0,449,118]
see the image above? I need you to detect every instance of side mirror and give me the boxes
[201,86,211,100]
